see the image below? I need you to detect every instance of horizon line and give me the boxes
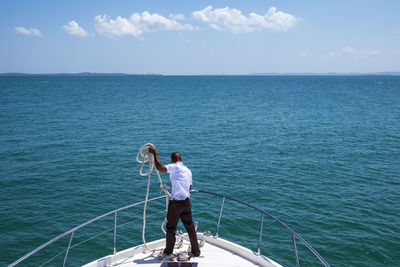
[1,71,400,76]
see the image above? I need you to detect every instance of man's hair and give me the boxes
[171,152,182,163]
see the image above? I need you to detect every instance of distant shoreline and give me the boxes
[0,72,162,77]
[1,72,400,76]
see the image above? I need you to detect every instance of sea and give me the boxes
[0,75,399,266]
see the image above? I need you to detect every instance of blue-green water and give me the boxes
[1,76,399,266]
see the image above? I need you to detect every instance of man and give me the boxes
[148,145,201,258]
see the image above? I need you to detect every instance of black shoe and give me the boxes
[190,250,201,257]
[157,251,173,261]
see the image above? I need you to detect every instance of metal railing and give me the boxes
[196,190,330,267]
[8,190,329,267]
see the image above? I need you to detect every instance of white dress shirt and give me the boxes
[166,161,192,200]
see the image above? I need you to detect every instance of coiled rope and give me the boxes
[136,143,171,251]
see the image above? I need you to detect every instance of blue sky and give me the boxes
[1,0,399,74]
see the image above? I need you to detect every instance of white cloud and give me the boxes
[169,13,185,20]
[320,52,338,59]
[15,27,42,36]
[341,47,380,56]
[192,6,297,33]
[63,21,88,37]
[94,11,196,38]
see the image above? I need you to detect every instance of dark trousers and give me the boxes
[163,198,200,255]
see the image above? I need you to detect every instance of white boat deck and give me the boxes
[83,234,282,267]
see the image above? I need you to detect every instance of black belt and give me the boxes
[170,197,189,202]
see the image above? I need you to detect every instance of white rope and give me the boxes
[136,143,171,251]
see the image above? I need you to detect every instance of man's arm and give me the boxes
[148,146,167,173]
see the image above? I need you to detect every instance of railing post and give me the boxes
[215,197,225,238]
[62,231,74,267]
[292,233,300,267]
[257,213,264,256]
[113,211,117,255]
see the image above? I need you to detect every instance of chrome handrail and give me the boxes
[8,190,329,267]
[195,190,330,267]
[7,195,167,267]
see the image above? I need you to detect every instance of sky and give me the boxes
[1,0,399,75]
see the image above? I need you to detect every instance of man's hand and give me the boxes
[148,146,157,155]
[148,145,167,173]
